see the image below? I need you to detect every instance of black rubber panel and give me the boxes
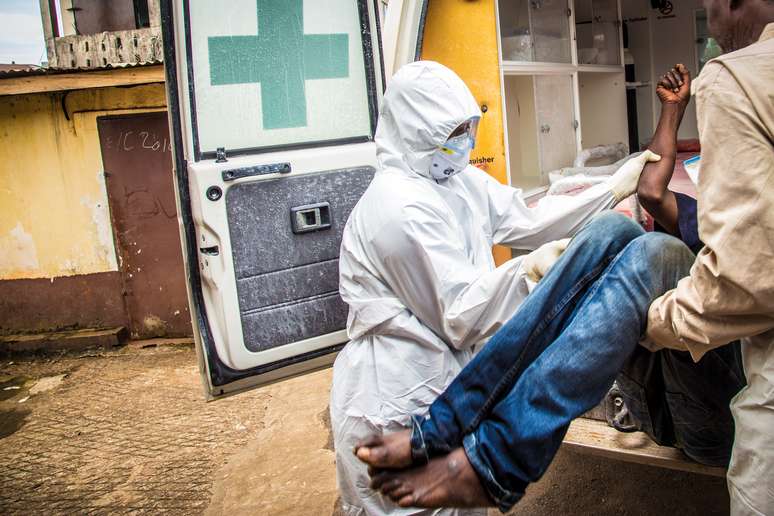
[225,167,375,352]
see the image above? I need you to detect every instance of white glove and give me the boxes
[523,238,571,283]
[607,150,661,202]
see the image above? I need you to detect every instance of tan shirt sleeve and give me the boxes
[645,62,774,361]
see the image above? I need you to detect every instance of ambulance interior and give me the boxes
[489,0,720,468]
[495,0,710,202]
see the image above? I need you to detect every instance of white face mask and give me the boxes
[429,133,474,180]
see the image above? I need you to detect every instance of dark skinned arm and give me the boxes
[637,64,691,236]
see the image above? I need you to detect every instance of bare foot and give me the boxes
[354,430,413,469]
[371,448,493,509]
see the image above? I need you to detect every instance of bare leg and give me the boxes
[370,448,492,508]
[354,430,413,469]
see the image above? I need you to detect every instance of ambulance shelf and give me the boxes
[625,81,652,89]
[563,417,726,477]
[577,64,625,73]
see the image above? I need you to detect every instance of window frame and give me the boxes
[182,0,380,162]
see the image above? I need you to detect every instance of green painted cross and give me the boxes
[208,0,350,130]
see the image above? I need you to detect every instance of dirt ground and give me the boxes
[0,344,730,515]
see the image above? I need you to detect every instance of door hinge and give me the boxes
[573,120,580,130]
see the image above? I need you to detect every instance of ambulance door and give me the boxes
[161,0,387,398]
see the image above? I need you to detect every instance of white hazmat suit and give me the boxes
[331,61,636,515]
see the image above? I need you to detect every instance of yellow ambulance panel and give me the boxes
[421,0,510,264]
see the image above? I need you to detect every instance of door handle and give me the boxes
[291,202,331,234]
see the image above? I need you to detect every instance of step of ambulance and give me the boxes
[564,418,726,477]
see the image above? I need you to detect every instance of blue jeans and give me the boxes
[409,212,699,512]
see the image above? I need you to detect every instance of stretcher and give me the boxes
[564,418,725,477]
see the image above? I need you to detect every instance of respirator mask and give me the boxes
[429,117,480,180]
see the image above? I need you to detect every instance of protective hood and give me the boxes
[375,61,482,179]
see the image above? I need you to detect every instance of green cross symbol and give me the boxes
[208,0,350,130]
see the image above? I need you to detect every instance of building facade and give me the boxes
[0,0,191,347]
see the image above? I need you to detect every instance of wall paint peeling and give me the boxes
[0,223,41,275]
[81,189,118,271]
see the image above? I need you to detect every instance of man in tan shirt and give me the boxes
[644,2,774,513]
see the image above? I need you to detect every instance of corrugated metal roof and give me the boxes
[0,60,163,80]
[0,64,42,74]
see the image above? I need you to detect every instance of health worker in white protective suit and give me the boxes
[330,61,658,515]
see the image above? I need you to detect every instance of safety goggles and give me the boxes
[446,117,480,144]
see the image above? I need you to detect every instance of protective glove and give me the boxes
[607,150,662,202]
[523,238,571,283]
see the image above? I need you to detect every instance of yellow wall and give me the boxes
[0,83,167,280]
[421,0,510,264]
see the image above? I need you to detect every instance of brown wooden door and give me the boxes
[98,112,191,339]
[72,0,140,34]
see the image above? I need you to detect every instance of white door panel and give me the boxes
[162,0,390,397]
[186,143,378,373]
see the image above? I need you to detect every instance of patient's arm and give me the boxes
[637,64,691,235]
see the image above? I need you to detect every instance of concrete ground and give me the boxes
[0,344,730,515]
